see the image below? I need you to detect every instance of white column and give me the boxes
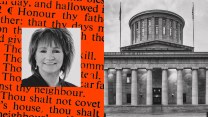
[146,68,152,105]
[122,70,127,104]
[206,68,208,104]
[104,69,109,106]
[177,68,183,105]
[162,68,168,105]
[192,68,198,105]
[108,70,115,105]
[131,69,138,105]
[116,68,122,105]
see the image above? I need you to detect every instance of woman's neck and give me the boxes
[38,70,60,87]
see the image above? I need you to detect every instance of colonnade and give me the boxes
[131,17,183,44]
[104,67,208,106]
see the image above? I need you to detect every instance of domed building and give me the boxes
[104,10,208,113]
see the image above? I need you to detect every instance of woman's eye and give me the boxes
[53,50,60,53]
[40,50,47,53]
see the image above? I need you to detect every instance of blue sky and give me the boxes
[104,0,208,52]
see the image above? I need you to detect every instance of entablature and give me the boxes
[105,52,208,59]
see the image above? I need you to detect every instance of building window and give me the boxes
[176,22,178,41]
[155,18,159,35]
[162,19,166,35]
[141,20,144,41]
[180,26,182,41]
[155,17,159,39]
[135,21,139,42]
[170,20,173,38]
[136,22,139,29]
[147,18,151,40]
[126,74,131,84]
[132,24,134,43]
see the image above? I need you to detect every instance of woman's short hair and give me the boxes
[29,28,75,80]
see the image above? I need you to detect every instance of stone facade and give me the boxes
[104,10,208,107]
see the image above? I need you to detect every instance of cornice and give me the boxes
[104,52,208,59]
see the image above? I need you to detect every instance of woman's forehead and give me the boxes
[37,40,61,48]
[37,32,62,47]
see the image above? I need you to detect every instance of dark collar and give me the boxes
[22,72,76,87]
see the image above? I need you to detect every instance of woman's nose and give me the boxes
[45,52,55,60]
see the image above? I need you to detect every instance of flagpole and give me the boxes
[192,2,194,48]
[119,2,121,52]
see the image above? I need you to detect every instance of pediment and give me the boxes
[121,40,193,52]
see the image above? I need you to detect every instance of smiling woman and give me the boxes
[22,28,76,87]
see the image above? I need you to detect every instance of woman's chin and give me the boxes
[40,68,60,75]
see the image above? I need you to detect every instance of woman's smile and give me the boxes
[44,62,57,65]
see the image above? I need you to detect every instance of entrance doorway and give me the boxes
[183,93,186,103]
[127,94,131,103]
[153,88,161,105]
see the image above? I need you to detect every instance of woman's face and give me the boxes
[35,41,64,75]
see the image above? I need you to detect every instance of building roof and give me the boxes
[120,40,193,52]
[129,9,185,28]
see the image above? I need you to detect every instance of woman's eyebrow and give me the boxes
[53,47,62,49]
[38,47,47,49]
[37,46,62,49]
